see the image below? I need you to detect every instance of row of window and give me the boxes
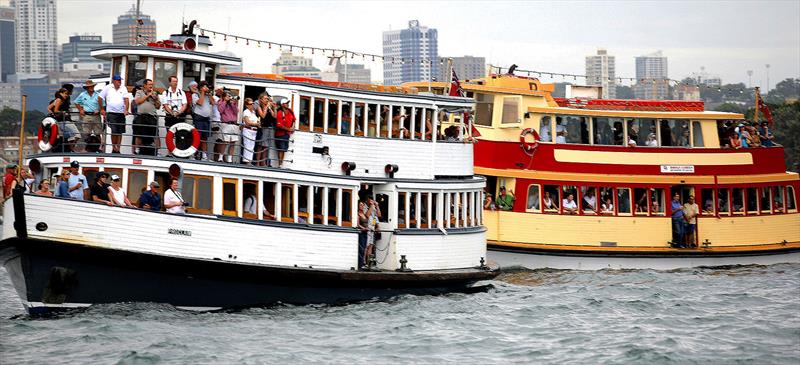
[537,116,705,148]
[296,96,452,141]
[523,184,797,216]
[111,57,216,91]
[397,190,483,229]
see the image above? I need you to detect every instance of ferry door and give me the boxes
[670,184,697,247]
[369,184,395,269]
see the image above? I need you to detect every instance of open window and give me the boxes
[313,98,325,133]
[298,96,311,131]
[760,187,771,215]
[328,99,340,134]
[326,187,338,225]
[431,192,439,228]
[581,186,597,214]
[312,186,324,224]
[561,185,578,215]
[539,116,553,143]
[298,185,310,223]
[746,187,758,215]
[593,117,623,146]
[526,184,541,213]
[262,181,276,220]
[701,188,715,215]
[564,115,590,144]
[772,186,785,213]
[598,187,614,215]
[409,192,418,228]
[341,188,353,227]
[242,180,258,219]
[732,188,745,214]
[222,178,238,217]
[634,188,648,215]
[397,192,407,228]
[420,193,430,228]
[627,119,658,147]
[787,186,797,212]
[617,187,632,215]
[718,188,731,215]
[281,183,294,222]
[182,61,201,89]
[651,188,665,216]
[543,184,560,213]
[367,104,378,137]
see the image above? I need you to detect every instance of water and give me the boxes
[1,264,798,364]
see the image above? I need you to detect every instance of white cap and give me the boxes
[111,174,120,180]
[280,98,290,105]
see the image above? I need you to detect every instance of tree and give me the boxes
[713,103,747,114]
[745,101,800,172]
[0,107,47,136]
[765,78,800,103]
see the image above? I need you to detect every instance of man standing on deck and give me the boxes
[74,80,103,151]
[191,80,214,160]
[670,193,685,248]
[497,186,515,211]
[683,195,699,248]
[161,76,187,129]
[98,75,131,154]
[3,164,18,200]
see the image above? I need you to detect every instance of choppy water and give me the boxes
[1,264,798,364]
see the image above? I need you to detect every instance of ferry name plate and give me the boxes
[660,165,695,174]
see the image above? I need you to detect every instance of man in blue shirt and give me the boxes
[670,193,685,248]
[67,161,88,200]
[74,80,103,149]
[138,181,162,211]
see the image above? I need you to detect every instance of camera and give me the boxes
[183,201,191,208]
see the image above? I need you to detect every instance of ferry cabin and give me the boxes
[14,44,489,273]
[405,75,800,264]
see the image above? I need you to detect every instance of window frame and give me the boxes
[526,183,542,213]
[182,174,214,215]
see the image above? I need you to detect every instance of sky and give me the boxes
[48,0,800,89]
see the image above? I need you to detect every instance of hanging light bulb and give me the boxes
[257,41,261,47]
[268,42,272,49]
[246,39,249,46]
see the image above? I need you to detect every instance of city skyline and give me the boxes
[2,0,796,89]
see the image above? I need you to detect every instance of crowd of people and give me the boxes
[718,120,780,149]
[46,75,296,167]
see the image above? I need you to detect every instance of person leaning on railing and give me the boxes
[74,80,103,152]
[275,98,295,168]
[217,90,240,163]
[161,76,188,129]
[48,88,81,152]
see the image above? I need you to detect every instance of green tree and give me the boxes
[0,107,47,136]
[713,103,747,114]
[745,101,800,171]
[765,78,800,103]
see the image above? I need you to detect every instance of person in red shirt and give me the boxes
[275,98,295,168]
[3,164,18,200]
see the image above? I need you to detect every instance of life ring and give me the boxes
[519,128,540,156]
[38,117,59,152]
[166,122,201,158]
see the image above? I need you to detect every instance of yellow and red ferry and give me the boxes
[407,75,800,269]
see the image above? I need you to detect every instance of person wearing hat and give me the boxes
[253,92,276,167]
[98,75,132,154]
[67,161,89,200]
[74,80,103,146]
[2,163,17,200]
[496,186,515,211]
[138,181,162,211]
[90,172,113,206]
[107,174,135,207]
[275,98,295,167]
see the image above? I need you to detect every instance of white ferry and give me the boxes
[0,26,497,314]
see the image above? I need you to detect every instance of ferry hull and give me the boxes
[488,244,800,271]
[0,238,498,315]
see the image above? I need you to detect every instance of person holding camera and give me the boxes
[161,76,187,129]
[163,178,187,214]
[133,79,161,155]
[191,80,214,160]
[275,98,295,168]
[241,98,260,164]
[217,88,241,163]
[254,92,277,167]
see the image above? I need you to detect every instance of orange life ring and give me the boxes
[166,122,201,158]
[37,117,59,152]
[519,128,540,156]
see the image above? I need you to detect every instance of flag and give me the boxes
[757,96,774,126]
[448,68,481,137]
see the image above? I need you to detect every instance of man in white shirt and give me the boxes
[163,178,186,214]
[555,117,567,144]
[98,75,131,153]
[562,193,578,215]
[161,75,187,129]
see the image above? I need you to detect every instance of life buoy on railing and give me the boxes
[166,122,201,158]
[519,128,540,156]
[37,117,59,152]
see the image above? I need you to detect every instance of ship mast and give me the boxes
[753,86,760,124]
[134,0,141,45]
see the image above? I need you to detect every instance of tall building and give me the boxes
[633,51,669,100]
[0,82,21,110]
[382,20,438,86]
[690,67,722,87]
[112,5,157,46]
[60,35,111,72]
[272,52,321,79]
[12,0,58,74]
[438,56,485,82]
[0,6,15,82]
[585,49,616,99]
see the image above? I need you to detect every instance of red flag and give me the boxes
[449,68,464,97]
[757,97,774,126]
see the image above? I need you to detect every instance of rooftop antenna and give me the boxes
[134,0,141,45]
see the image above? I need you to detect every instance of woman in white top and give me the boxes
[601,198,614,214]
[241,98,260,164]
[107,174,135,207]
[646,133,658,147]
[163,178,186,214]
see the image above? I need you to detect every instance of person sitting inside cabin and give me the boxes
[583,189,597,213]
[34,180,54,196]
[562,194,578,215]
[683,195,699,248]
[527,188,540,210]
[54,172,69,198]
[773,198,784,212]
[90,172,113,206]
[483,194,496,211]
[163,178,187,214]
[600,198,614,214]
[543,191,557,210]
[67,161,88,200]
[496,186,515,211]
[645,133,658,147]
[138,181,162,211]
[108,174,135,207]
[703,198,714,214]
[729,132,742,149]
[341,111,352,135]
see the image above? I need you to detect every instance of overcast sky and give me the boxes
[49,0,800,89]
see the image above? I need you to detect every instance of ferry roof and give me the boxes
[90,45,242,66]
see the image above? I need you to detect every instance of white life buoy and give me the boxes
[166,122,201,158]
[38,117,59,152]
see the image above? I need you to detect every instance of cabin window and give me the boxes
[281,184,294,222]
[453,192,461,227]
[409,192,418,228]
[581,186,597,214]
[112,58,124,81]
[376,193,389,223]
[328,100,339,134]
[298,185,310,224]
[126,57,147,87]
[701,188,715,215]
[692,121,705,147]
[501,97,521,124]
[222,178,238,216]
[616,188,632,215]
[312,186,324,224]
[431,193,439,227]
[242,180,258,219]
[424,109,434,141]
[340,101,352,135]
[538,116,553,143]
[153,59,177,90]
[718,188,731,215]
[182,174,213,214]
[561,185,578,215]
[298,96,311,131]
[420,193,430,228]
[746,187,758,214]
[787,186,797,212]
[127,169,147,204]
[313,98,325,132]
[398,192,407,228]
[526,184,541,212]
[182,61,201,89]
[660,119,690,147]
[651,188,666,215]
[772,186,785,213]
[562,115,590,144]
[262,181,276,220]
[598,187,614,215]
[353,103,365,136]
[543,185,560,212]
[593,117,623,146]
[342,189,354,226]
[325,187,337,225]
[203,64,215,86]
[634,188,648,215]
[732,188,745,214]
[474,93,494,126]
[627,119,658,147]
[465,192,473,226]
[760,187,771,214]
[367,104,378,137]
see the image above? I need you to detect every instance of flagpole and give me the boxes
[754,87,760,125]
[445,58,453,96]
